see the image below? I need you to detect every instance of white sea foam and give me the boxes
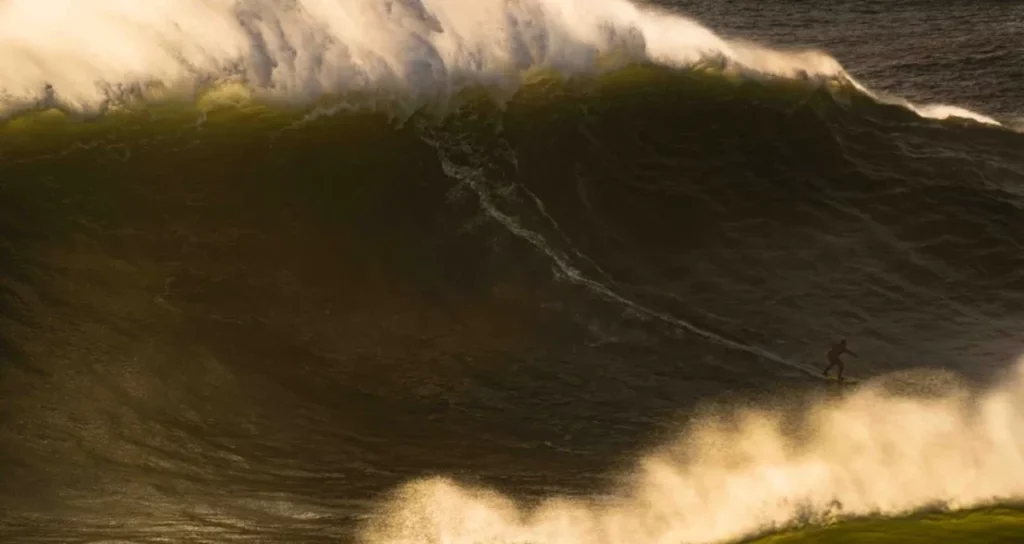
[361,361,1024,543]
[0,0,1000,125]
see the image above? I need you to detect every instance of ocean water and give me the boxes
[1,1,1023,542]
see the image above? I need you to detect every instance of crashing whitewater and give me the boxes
[0,0,1001,126]
[362,361,1024,543]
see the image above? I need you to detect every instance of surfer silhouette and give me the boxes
[822,339,857,380]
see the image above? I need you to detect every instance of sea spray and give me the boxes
[0,0,999,125]
[362,362,1024,543]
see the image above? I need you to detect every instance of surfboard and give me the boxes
[821,375,858,385]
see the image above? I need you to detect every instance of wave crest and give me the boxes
[0,0,1000,126]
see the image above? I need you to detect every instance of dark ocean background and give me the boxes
[1,1,1023,542]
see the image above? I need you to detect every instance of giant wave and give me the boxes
[2,3,1023,544]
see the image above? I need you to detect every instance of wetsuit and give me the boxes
[823,342,855,379]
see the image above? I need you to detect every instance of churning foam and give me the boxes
[360,360,1024,543]
[0,0,1000,125]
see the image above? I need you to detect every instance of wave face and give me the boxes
[1,1,1024,543]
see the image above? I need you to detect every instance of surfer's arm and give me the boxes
[845,349,858,357]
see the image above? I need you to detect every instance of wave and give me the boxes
[0,0,1001,126]
[2,8,1021,541]
[360,361,1024,543]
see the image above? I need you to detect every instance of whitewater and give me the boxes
[0,0,1000,125]
[362,361,1024,543]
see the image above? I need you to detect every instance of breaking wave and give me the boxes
[2,3,1022,543]
[0,0,1001,126]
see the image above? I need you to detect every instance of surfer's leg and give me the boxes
[837,361,844,380]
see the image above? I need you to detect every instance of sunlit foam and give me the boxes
[360,360,1024,543]
[0,0,1000,126]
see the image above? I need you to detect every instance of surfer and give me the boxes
[822,339,857,380]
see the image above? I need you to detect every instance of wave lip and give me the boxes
[0,0,1001,126]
